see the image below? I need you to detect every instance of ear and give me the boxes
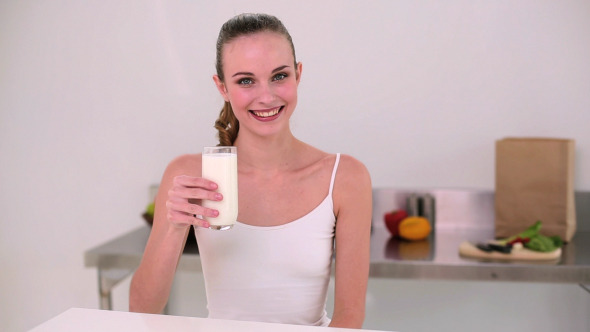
[295,62,303,84]
[212,75,229,102]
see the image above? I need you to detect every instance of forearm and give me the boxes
[129,226,189,313]
[329,308,365,329]
[329,264,368,329]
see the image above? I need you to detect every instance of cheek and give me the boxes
[276,82,298,103]
[227,90,252,109]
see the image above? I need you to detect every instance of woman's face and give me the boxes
[214,31,302,139]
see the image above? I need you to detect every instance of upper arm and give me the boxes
[331,154,372,324]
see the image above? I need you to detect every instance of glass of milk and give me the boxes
[201,146,238,230]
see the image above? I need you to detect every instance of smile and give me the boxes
[250,107,283,119]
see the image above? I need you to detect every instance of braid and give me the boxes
[214,102,239,146]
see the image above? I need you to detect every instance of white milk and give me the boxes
[202,152,238,230]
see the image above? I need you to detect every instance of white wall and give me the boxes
[1,1,589,331]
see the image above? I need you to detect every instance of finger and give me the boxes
[191,214,211,228]
[166,210,193,227]
[173,175,218,190]
[169,186,222,201]
[166,199,219,218]
[167,210,210,228]
[167,195,188,204]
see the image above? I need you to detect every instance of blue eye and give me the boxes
[272,73,287,81]
[238,78,253,85]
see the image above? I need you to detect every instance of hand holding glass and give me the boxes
[201,146,238,230]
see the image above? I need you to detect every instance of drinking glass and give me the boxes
[201,146,238,230]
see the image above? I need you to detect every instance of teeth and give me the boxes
[253,108,280,118]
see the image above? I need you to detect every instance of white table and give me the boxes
[29,308,394,332]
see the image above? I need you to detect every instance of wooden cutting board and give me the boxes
[459,241,561,262]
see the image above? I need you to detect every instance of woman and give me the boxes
[130,13,372,328]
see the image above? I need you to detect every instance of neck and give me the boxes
[234,130,301,172]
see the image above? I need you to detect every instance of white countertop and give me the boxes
[29,308,394,332]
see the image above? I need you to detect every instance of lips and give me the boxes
[249,106,283,121]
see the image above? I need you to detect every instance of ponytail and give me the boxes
[214,101,239,146]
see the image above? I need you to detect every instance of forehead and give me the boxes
[222,31,294,72]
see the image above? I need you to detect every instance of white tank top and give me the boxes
[194,154,340,326]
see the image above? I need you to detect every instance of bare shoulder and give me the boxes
[333,154,372,216]
[164,153,202,178]
[296,143,370,184]
[335,154,371,185]
[156,154,203,199]
[337,154,368,172]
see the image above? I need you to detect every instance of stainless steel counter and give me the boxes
[369,188,590,283]
[84,225,590,309]
[84,188,590,310]
[370,228,590,282]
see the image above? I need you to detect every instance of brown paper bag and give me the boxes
[495,138,576,241]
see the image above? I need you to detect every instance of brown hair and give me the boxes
[214,13,297,146]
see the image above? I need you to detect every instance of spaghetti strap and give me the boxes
[328,153,341,196]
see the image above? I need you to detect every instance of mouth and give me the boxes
[249,106,284,121]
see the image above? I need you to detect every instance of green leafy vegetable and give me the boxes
[499,221,563,252]
[524,235,558,252]
[550,235,563,248]
[498,221,542,245]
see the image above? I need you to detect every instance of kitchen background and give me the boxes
[1,1,589,331]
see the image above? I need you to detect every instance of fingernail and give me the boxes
[210,182,218,189]
[211,210,219,217]
[215,193,223,200]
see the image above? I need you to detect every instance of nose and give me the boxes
[256,82,276,105]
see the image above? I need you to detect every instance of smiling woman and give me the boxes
[129,13,373,329]
[4,2,590,331]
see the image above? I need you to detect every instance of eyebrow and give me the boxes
[231,65,290,77]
